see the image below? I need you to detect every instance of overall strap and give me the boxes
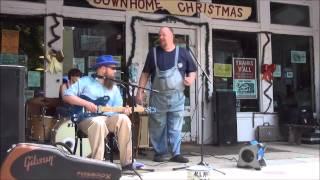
[153,46,179,72]
[174,46,179,67]
[153,47,159,75]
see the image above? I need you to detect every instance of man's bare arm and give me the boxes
[63,95,97,113]
[184,72,196,86]
[135,72,150,104]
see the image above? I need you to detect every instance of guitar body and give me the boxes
[72,95,110,121]
[71,95,156,122]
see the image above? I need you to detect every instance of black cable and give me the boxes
[143,162,168,167]
[263,79,273,113]
[259,32,273,113]
[209,154,238,162]
[260,32,271,65]
[132,168,143,180]
[47,14,61,51]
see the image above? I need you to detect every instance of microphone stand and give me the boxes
[173,47,225,175]
[187,47,212,166]
[103,75,156,173]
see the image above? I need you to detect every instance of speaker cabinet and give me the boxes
[237,143,266,170]
[0,65,26,164]
[212,90,237,145]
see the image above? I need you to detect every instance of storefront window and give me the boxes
[212,0,257,22]
[272,34,313,123]
[0,15,45,99]
[270,2,310,27]
[62,19,125,94]
[213,30,259,112]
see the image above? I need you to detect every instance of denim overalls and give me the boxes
[149,47,186,156]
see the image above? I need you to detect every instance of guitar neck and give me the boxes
[98,106,145,113]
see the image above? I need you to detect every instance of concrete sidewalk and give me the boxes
[120,142,320,179]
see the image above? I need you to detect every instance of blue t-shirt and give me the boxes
[64,76,123,116]
[142,46,197,82]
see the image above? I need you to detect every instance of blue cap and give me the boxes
[93,55,118,69]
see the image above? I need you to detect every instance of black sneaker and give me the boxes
[153,155,165,162]
[121,164,132,171]
[122,164,135,175]
[170,155,189,163]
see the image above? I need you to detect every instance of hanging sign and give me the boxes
[291,50,306,64]
[1,30,19,54]
[233,58,257,99]
[86,0,252,21]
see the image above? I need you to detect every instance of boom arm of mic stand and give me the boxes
[103,76,159,93]
[187,47,212,85]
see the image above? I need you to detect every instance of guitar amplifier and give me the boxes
[0,143,121,180]
[257,123,280,142]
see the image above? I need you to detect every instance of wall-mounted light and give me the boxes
[35,67,44,71]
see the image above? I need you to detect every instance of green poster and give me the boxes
[291,50,306,63]
[233,79,257,99]
[214,63,232,77]
[28,71,40,87]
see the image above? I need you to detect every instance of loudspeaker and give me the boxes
[237,141,266,170]
[212,90,237,145]
[0,143,121,180]
[0,65,26,164]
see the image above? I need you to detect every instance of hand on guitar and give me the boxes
[122,106,132,115]
[84,101,98,113]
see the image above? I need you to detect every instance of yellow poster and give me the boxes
[1,30,19,54]
[214,63,232,77]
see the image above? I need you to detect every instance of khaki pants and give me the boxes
[78,114,132,167]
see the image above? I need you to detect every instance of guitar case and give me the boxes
[0,143,121,180]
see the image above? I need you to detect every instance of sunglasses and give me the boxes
[105,66,117,70]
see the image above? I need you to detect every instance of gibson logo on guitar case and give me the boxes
[24,154,55,172]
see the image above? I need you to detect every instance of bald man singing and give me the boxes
[136,27,197,163]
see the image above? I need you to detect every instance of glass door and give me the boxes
[146,26,197,142]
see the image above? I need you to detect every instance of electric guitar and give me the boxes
[71,95,156,122]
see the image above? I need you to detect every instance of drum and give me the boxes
[51,119,91,157]
[29,115,57,142]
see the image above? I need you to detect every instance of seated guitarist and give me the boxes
[63,55,133,170]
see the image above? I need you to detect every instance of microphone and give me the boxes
[91,73,105,80]
[91,73,159,93]
[91,73,126,88]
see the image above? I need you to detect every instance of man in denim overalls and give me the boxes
[136,27,197,163]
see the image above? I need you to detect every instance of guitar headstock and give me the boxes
[144,106,156,114]
[134,105,156,114]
